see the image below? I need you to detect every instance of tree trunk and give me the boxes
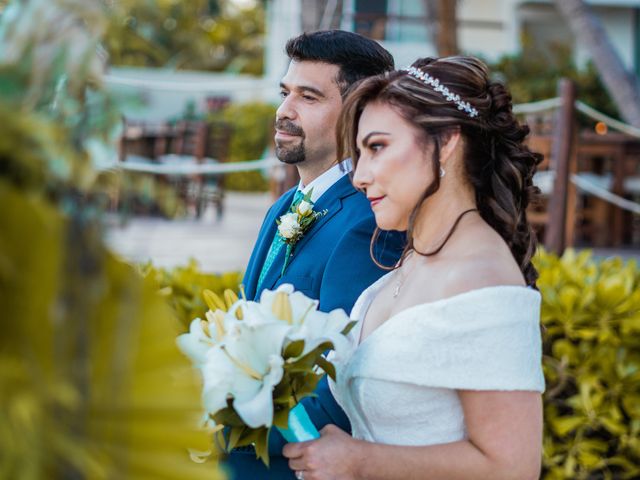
[300,0,324,32]
[553,0,640,127]
[422,0,438,51]
[433,0,458,56]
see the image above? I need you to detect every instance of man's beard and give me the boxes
[275,119,306,164]
[276,141,306,164]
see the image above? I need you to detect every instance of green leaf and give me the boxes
[291,372,323,400]
[286,342,334,373]
[283,339,305,359]
[227,426,245,451]
[237,426,266,448]
[302,188,314,203]
[341,320,357,336]
[552,416,584,436]
[212,406,245,427]
[273,406,290,430]
[599,416,627,436]
[253,428,270,467]
[577,450,604,469]
[316,356,336,381]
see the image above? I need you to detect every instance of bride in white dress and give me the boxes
[283,55,545,480]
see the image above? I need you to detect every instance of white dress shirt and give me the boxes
[297,159,353,203]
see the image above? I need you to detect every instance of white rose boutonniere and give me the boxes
[296,200,313,217]
[277,212,301,239]
[276,188,327,274]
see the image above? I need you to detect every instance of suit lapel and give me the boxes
[288,176,354,258]
[245,188,296,299]
[261,175,357,291]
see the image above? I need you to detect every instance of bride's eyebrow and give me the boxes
[361,131,391,146]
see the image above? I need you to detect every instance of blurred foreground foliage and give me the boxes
[536,249,640,479]
[141,260,242,331]
[0,181,216,479]
[0,0,223,478]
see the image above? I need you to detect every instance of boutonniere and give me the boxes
[276,188,328,274]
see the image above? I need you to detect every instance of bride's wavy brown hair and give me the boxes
[337,56,542,287]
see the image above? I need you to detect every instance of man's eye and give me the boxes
[302,95,316,101]
[279,91,288,98]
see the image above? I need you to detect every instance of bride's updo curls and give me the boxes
[337,56,543,287]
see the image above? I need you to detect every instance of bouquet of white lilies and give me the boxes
[177,284,354,465]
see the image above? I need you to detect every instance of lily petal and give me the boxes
[233,355,284,428]
[176,318,213,365]
[202,347,236,414]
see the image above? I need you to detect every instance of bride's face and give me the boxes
[352,101,433,231]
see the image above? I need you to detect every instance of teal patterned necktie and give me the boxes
[257,190,305,291]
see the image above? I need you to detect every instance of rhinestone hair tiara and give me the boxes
[403,66,479,118]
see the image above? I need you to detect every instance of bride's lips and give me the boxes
[367,195,385,208]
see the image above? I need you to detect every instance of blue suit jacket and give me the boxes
[223,175,404,479]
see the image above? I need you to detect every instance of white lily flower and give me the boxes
[200,346,235,415]
[228,300,278,328]
[260,284,352,358]
[259,284,318,322]
[176,309,241,365]
[201,321,292,428]
[176,317,213,366]
[179,284,353,435]
[292,308,352,360]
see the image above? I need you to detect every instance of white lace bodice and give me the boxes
[330,273,545,446]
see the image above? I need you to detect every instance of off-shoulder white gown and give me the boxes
[330,272,545,445]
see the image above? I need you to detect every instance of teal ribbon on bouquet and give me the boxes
[276,403,320,442]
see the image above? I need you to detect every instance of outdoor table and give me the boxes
[578,132,640,246]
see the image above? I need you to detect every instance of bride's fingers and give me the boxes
[287,457,307,470]
[283,441,309,459]
[319,424,341,435]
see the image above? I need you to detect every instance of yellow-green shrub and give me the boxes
[141,259,242,330]
[536,249,640,479]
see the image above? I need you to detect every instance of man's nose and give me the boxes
[276,95,296,122]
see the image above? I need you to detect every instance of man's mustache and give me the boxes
[275,120,305,137]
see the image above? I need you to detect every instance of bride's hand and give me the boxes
[283,424,361,480]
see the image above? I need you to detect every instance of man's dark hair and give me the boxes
[285,30,394,95]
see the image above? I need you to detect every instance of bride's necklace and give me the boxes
[393,260,416,298]
[393,279,402,298]
[392,208,478,298]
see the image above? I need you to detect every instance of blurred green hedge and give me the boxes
[536,249,640,479]
[208,101,277,192]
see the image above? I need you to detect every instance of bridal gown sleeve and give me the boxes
[331,285,545,446]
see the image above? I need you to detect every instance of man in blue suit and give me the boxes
[224,30,403,479]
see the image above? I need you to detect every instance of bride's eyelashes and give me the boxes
[368,142,385,153]
[363,139,387,154]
